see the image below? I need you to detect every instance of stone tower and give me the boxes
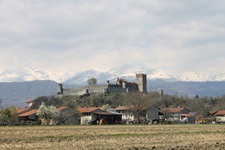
[58,83,63,94]
[136,73,147,92]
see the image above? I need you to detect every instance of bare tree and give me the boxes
[124,92,157,124]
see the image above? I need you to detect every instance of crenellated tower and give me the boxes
[136,73,147,92]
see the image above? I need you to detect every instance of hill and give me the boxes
[148,79,225,97]
[0,80,58,107]
[1,79,225,107]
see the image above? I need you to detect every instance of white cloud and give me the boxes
[0,0,225,76]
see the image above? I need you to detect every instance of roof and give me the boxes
[92,109,121,115]
[215,110,225,116]
[16,108,29,115]
[25,100,33,103]
[209,111,218,115]
[115,106,133,111]
[160,108,189,113]
[18,109,38,117]
[93,111,118,115]
[76,107,100,113]
[107,108,122,115]
[57,106,69,111]
[181,113,193,117]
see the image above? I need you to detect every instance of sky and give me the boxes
[1,0,225,76]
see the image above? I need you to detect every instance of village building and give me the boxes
[77,107,122,125]
[17,108,38,124]
[115,106,134,123]
[115,105,159,124]
[160,107,195,123]
[16,106,79,125]
[214,110,225,123]
[57,73,147,97]
[55,106,80,125]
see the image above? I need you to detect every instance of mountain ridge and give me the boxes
[2,64,225,83]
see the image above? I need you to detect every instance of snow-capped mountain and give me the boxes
[0,65,49,82]
[1,64,225,83]
[63,69,115,85]
[0,64,73,83]
[63,65,173,85]
[178,72,225,82]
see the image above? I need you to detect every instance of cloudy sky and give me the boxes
[1,0,225,76]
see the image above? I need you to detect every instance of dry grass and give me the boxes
[1,124,225,149]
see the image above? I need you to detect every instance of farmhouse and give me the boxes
[160,107,195,123]
[214,110,225,123]
[57,73,147,97]
[16,106,79,125]
[77,107,122,125]
[17,108,38,123]
[115,106,134,123]
[115,105,159,123]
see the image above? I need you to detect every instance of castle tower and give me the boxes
[58,83,63,94]
[136,73,147,92]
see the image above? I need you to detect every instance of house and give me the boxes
[54,106,80,125]
[144,105,160,123]
[17,108,38,124]
[25,100,34,108]
[115,105,159,124]
[214,110,225,123]
[160,107,195,123]
[17,106,80,125]
[77,107,122,125]
[115,106,134,123]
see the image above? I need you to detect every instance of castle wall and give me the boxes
[63,85,109,96]
[108,86,126,93]
[63,84,129,96]
[58,73,147,97]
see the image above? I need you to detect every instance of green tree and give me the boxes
[87,78,97,85]
[0,106,17,125]
[36,102,60,125]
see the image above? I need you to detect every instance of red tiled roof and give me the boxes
[160,108,188,113]
[18,109,38,117]
[181,114,193,117]
[215,110,225,116]
[209,111,218,115]
[16,108,29,114]
[57,106,69,111]
[77,107,100,113]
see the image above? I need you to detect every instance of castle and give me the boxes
[57,73,147,96]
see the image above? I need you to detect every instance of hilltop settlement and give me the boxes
[1,73,225,125]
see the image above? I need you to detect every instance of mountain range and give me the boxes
[1,64,225,107]
[1,64,225,83]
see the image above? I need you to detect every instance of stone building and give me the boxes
[57,73,147,96]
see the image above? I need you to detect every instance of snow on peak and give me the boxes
[177,71,225,82]
[2,64,225,83]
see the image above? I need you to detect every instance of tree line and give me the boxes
[1,91,225,125]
